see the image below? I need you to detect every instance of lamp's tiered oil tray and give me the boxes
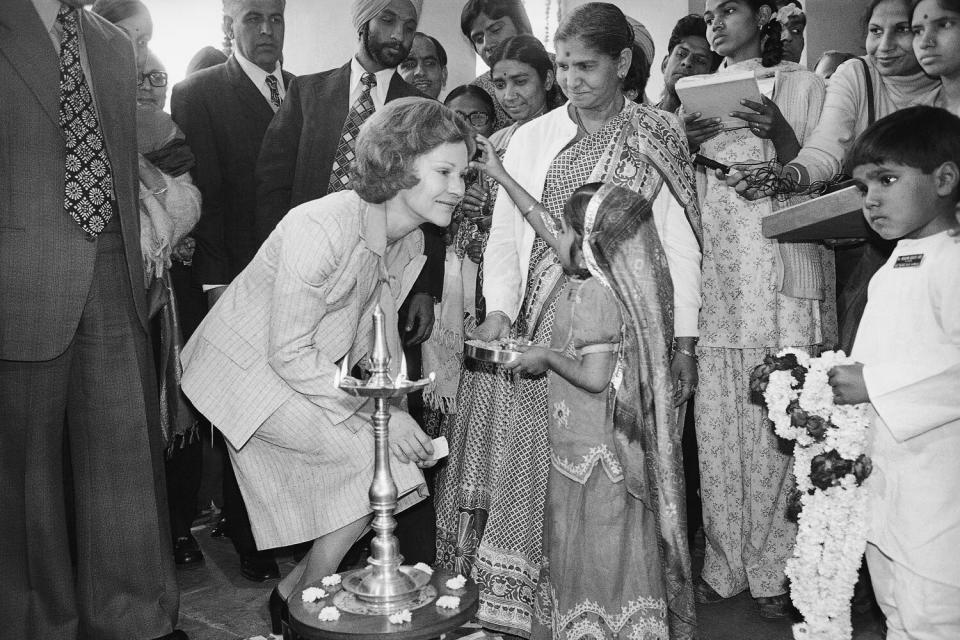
[287,305,478,640]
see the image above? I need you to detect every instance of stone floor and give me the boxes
[175,522,887,640]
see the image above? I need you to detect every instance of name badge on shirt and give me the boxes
[893,254,924,268]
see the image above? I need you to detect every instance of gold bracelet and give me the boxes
[520,202,539,218]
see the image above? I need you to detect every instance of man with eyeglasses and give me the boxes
[170,0,291,584]
[398,31,448,100]
[138,50,169,110]
[254,0,445,567]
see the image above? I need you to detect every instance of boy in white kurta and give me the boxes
[829,106,960,640]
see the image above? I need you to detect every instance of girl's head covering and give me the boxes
[579,182,695,637]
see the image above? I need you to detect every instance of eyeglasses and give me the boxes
[138,71,168,88]
[455,110,491,128]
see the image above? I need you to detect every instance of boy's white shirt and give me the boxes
[852,230,960,588]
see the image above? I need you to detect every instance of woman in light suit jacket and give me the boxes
[180,98,471,627]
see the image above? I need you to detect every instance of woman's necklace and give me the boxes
[573,94,625,134]
[573,107,591,134]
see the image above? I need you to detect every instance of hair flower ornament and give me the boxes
[775,3,804,39]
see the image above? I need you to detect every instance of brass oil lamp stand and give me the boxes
[334,304,436,615]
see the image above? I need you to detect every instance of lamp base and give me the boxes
[336,565,435,615]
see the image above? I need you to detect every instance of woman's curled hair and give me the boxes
[351,98,474,204]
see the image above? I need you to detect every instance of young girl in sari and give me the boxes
[507,182,688,640]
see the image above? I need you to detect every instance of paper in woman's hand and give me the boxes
[676,69,763,131]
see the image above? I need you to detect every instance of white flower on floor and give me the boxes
[321,574,342,587]
[445,574,467,590]
[301,587,327,603]
[317,606,340,622]
[388,609,412,624]
[435,595,460,609]
[413,562,434,575]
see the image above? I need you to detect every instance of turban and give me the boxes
[351,0,422,32]
[626,16,655,75]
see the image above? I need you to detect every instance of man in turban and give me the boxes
[253,0,442,564]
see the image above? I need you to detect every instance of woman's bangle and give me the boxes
[783,163,802,186]
[520,202,540,218]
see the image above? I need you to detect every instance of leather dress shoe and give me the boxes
[240,553,280,582]
[210,516,229,539]
[756,594,792,620]
[153,631,189,640]
[173,534,204,568]
[269,586,290,636]
[694,577,726,604]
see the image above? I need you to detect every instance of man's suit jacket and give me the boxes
[171,56,295,284]
[255,62,444,299]
[0,0,145,361]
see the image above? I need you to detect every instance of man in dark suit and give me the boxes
[256,0,443,349]
[170,0,290,582]
[0,1,183,638]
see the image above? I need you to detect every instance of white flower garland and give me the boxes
[761,349,871,640]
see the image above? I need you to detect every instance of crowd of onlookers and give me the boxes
[3,0,959,639]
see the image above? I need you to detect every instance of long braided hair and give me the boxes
[749,0,786,67]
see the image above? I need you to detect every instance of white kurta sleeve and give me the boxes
[864,255,960,441]
[652,188,702,337]
[793,59,865,183]
[483,145,526,323]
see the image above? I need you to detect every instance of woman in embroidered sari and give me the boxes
[688,0,836,620]
[434,4,702,638]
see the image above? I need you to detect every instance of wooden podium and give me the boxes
[761,183,868,241]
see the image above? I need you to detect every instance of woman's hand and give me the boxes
[172,236,196,264]
[403,292,434,346]
[470,134,508,185]
[828,364,869,405]
[718,160,801,201]
[466,238,485,264]
[467,311,511,342]
[503,345,552,376]
[389,411,434,465]
[671,340,699,406]
[730,96,800,162]
[461,181,489,218]
[683,112,723,153]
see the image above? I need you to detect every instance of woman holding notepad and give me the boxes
[729,0,943,351]
[688,0,837,620]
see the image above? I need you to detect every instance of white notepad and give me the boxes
[676,69,764,131]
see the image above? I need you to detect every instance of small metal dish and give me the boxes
[463,339,526,364]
